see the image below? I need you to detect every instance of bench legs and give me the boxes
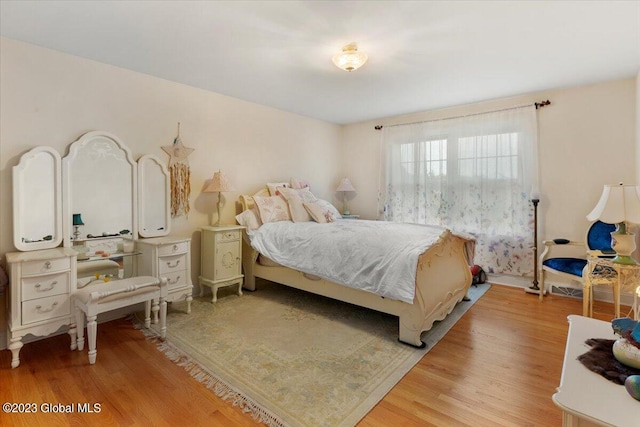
[74,295,167,365]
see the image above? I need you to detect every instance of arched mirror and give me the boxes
[137,154,170,237]
[13,146,63,251]
[63,131,137,247]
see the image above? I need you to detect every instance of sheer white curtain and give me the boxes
[381,105,539,276]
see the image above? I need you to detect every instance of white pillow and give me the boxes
[267,182,290,196]
[277,187,318,222]
[254,195,291,223]
[235,207,262,231]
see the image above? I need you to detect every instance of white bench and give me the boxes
[71,276,168,364]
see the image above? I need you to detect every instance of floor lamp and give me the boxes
[525,194,541,294]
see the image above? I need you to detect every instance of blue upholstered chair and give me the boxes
[538,221,616,299]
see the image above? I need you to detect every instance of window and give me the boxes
[383,106,538,276]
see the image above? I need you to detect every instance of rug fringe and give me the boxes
[132,315,288,427]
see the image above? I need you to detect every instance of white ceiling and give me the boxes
[1,1,639,125]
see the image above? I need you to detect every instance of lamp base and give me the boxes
[611,230,638,265]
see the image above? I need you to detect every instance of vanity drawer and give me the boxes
[215,230,241,243]
[22,294,70,325]
[164,270,187,291]
[22,271,69,301]
[22,257,70,276]
[158,254,187,275]
[158,242,188,256]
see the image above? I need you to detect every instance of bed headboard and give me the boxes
[239,187,270,212]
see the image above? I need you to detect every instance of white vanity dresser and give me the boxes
[6,131,191,368]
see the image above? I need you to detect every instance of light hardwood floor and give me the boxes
[0,285,630,427]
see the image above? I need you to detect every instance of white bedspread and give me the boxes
[249,219,472,303]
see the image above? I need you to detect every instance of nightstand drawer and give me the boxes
[158,241,188,256]
[22,294,70,325]
[158,254,187,275]
[164,270,187,290]
[22,257,70,276]
[215,230,241,243]
[22,271,70,301]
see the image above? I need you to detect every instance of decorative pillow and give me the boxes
[277,187,318,222]
[267,182,290,196]
[254,195,291,223]
[315,199,342,219]
[290,177,310,190]
[235,207,262,231]
[304,201,337,223]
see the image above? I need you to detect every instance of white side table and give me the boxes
[199,226,244,303]
[553,315,638,427]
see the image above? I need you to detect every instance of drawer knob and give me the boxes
[35,302,59,313]
[35,281,57,292]
[44,261,52,269]
[172,244,178,252]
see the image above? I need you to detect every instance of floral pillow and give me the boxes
[304,200,338,223]
[277,187,318,222]
[235,207,262,231]
[254,195,291,223]
[315,199,342,220]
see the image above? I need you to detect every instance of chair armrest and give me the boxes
[542,239,584,247]
[539,239,585,265]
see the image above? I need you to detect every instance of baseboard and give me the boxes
[489,274,635,309]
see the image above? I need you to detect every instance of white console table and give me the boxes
[553,315,638,427]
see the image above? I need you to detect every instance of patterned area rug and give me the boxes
[145,280,490,427]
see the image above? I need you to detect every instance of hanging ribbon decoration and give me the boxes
[162,122,194,217]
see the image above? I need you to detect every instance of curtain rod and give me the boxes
[373,100,551,130]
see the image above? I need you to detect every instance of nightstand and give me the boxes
[199,226,244,303]
[341,214,360,219]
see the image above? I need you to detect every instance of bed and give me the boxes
[237,186,475,348]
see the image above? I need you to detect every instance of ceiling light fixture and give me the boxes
[332,43,368,72]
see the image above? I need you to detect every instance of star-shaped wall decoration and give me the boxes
[162,123,194,166]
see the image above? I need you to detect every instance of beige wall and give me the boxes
[341,78,637,274]
[0,36,342,315]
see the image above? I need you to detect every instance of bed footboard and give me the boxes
[397,233,472,347]
[241,229,472,347]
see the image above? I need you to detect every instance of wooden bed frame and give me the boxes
[239,189,473,348]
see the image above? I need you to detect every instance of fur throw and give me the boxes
[577,339,640,385]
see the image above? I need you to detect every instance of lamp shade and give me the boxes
[336,177,356,192]
[204,170,235,193]
[72,213,84,226]
[586,183,640,224]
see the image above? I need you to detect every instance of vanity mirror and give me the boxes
[12,146,63,251]
[137,154,170,238]
[62,131,137,248]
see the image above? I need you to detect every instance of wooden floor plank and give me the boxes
[0,285,629,426]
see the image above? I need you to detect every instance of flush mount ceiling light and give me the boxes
[332,43,368,72]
